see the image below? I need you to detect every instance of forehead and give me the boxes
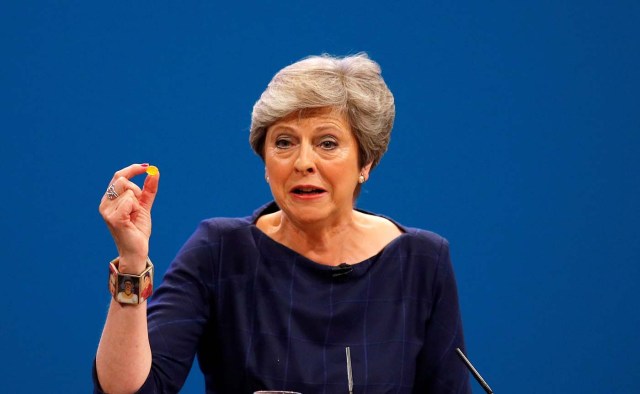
[269,107,350,130]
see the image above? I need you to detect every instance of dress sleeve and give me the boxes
[414,237,472,393]
[93,220,218,394]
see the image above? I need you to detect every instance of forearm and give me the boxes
[96,294,151,393]
[96,298,151,394]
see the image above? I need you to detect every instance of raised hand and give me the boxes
[99,163,160,274]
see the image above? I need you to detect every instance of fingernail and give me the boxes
[141,163,149,167]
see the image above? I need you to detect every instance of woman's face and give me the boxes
[264,108,371,227]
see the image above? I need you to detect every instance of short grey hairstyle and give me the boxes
[250,53,395,170]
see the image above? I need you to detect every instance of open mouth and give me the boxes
[291,187,326,195]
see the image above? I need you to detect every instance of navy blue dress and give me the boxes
[94,202,470,393]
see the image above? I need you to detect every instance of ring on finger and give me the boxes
[106,184,119,200]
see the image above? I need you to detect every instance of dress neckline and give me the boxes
[248,201,412,275]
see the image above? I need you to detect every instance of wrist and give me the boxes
[117,256,149,274]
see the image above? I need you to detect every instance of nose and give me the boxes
[293,142,316,174]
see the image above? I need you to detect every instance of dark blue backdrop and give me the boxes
[1,2,638,393]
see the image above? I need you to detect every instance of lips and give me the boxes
[290,185,326,195]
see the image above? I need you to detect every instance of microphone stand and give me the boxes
[456,348,494,393]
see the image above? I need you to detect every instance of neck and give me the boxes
[272,211,361,266]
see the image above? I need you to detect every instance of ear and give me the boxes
[360,162,373,181]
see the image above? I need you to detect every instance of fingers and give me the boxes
[108,163,150,185]
[139,169,160,211]
[99,163,161,213]
[101,177,143,205]
[99,164,158,262]
[114,177,143,198]
[100,185,141,219]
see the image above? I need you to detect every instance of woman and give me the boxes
[95,54,470,393]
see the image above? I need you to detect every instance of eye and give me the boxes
[275,138,292,149]
[319,139,338,150]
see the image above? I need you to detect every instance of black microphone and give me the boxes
[331,263,353,278]
[456,348,494,393]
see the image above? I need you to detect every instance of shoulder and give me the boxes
[357,206,449,256]
[167,209,261,282]
[193,201,278,239]
[387,229,451,278]
[405,227,449,253]
[198,216,253,236]
[389,229,456,296]
[177,207,263,256]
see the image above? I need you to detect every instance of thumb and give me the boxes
[139,169,160,210]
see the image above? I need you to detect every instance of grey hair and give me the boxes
[250,53,395,170]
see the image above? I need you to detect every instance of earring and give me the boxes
[265,175,270,183]
[358,174,365,184]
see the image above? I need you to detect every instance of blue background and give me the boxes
[1,1,638,393]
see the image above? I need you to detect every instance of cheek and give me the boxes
[324,153,360,176]
[265,157,292,178]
